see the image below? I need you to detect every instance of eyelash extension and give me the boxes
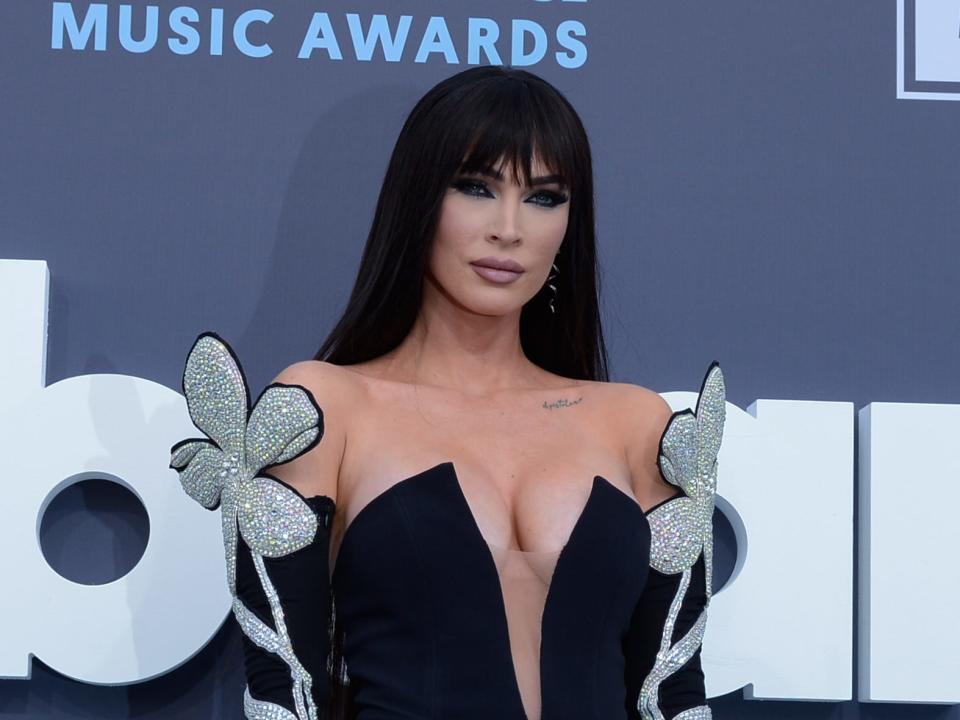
[451,178,569,208]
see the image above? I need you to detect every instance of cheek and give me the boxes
[428,196,471,281]
[431,195,485,261]
[434,195,480,248]
[550,215,569,247]
[548,201,571,236]
[532,206,569,259]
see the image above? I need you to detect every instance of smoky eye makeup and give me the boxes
[450,176,570,208]
[529,188,570,208]
[450,177,490,196]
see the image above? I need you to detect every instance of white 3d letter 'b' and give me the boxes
[0,259,230,684]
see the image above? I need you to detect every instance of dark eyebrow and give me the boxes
[466,165,567,188]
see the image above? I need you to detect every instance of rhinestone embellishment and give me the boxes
[673,706,713,719]
[638,362,725,720]
[169,332,326,720]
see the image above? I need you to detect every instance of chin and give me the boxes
[460,295,526,318]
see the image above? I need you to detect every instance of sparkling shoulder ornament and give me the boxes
[168,332,326,720]
[638,361,725,720]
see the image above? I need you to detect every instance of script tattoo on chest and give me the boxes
[541,396,584,411]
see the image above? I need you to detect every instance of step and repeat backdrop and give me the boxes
[1,1,958,718]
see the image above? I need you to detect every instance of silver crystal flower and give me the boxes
[639,361,726,720]
[168,332,323,593]
[648,361,725,577]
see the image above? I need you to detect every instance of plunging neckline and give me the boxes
[328,461,682,572]
[330,460,631,720]
[332,460,613,574]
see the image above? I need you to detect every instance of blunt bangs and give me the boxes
[433,74,583,197]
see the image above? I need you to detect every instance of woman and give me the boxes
[170,65,725,720]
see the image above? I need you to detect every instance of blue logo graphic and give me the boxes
[49,2,589,69]
[898,0,960,100]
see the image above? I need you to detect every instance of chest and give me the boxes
[333,383,637,559]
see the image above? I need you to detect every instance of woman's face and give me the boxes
[426,155,570,318]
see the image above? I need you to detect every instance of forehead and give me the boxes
[492,153,552,175]
[462,153,563,187]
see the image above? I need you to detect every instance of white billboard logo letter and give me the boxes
[0,259,229,685]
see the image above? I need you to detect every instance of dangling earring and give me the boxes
[546,258,559,314]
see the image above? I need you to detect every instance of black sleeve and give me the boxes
[168,330,341,720]
[623,361,724,720]
[235,494,336,716]
[623,547,709,719]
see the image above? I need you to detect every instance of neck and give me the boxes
[378,283,541,396]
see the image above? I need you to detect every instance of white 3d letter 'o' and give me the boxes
[0,259,230,684]
[659,388,854,702]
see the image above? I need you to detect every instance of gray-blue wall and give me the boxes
[1,1,957,717]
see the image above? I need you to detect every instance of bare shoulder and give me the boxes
[608,381,679,512]
[272,358,364,403]
[597,380,673,430]
[265,360,364,504]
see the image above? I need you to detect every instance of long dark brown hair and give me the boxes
[314,65,608,382]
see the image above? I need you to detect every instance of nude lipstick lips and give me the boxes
[469,257,525,284]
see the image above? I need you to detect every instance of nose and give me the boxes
[489,196,521,245]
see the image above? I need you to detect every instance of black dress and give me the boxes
[169,331,725,720]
